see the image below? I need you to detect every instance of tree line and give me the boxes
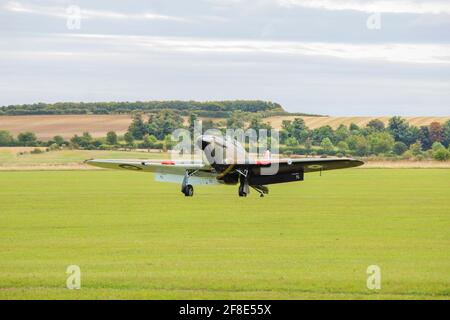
[0,100,307,118]
[277,117,450,161]
[1,111,450,161]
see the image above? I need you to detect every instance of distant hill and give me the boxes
[0,100,320,118]
[1,114,449,139]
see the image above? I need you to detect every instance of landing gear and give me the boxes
[238,169,249,197]
[181,170,197,197]
[238,184,248,197]
[236,169,269,198]
[253,189,264,197]
[251,185,269,198]
[182,184,194,197]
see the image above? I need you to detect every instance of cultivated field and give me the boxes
[1,115,449,139]
[0,115,132,139]
[0,169,449,299]
[265,116,450,130]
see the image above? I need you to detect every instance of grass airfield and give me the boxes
[0,168,449,299]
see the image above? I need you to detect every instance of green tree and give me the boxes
[312,125,334,145]
[247,115,272,137]
[226,111,245,130]
[443,120,450,147]
[188,113,198,135]
[418,126,431,150]
[409,140,422,156]
[124,132,134,145]
[148,109,184,140]
[285,137,298,147]
[280,121,294,144]
[433,148,450,161]
[334,124,350,142]
[349,123,360,132]
[0,130,14,146]
[290,118,309,144]
[281,120,292,134]
[347,135,368,156]
[128,113,147,140]
[53,135,65,146]
[409,126,421,146]
[248,116,262,131]
[163,135,173,152]
[367,132,394,154]
[17,132,37,146]
[0,100,288,116]
[320,137,334,153]
[388,116,419,146]
[304,138,312,152]
[337,141,349,153]
[389,116,408,142]
[141,134,158,148]
[367,119,385,131]
[106,131,118,145]
[393,141,408,155]
[345,135,358,151]
[80,132,93,148]
[90,139,102,149]
[354,136,369,156]
[432,141,445,152]
[70,134,82,148]
[70,132,94,149]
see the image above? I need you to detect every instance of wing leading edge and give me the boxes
[244,157,364,173]
[85,159,209,175]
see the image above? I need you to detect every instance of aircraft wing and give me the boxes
[245,157,364,173]
[85,159,209,175]
[215,157,364,185]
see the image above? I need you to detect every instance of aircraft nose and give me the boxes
[196,135,211,150]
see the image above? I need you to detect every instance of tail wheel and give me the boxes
[183,184,194,197]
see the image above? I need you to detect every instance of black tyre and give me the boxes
[184,184,194,197]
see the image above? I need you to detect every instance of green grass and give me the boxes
[0,169,449,299]
[0,149,166,166]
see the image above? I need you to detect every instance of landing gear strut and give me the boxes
[251,185,269,198]
[181,170,197,197]
[236,169,268,198]
[237,169,249,197]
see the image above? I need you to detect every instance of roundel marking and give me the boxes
[119,164,142,171]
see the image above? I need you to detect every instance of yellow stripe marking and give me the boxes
[216,164,235,180]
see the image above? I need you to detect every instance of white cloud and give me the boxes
[3,1,189,21]
[14,33,449,65]
[277,0,450,14]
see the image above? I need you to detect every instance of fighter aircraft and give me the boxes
[86,135,364,197]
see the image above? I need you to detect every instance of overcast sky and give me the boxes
[1,0,450,115]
